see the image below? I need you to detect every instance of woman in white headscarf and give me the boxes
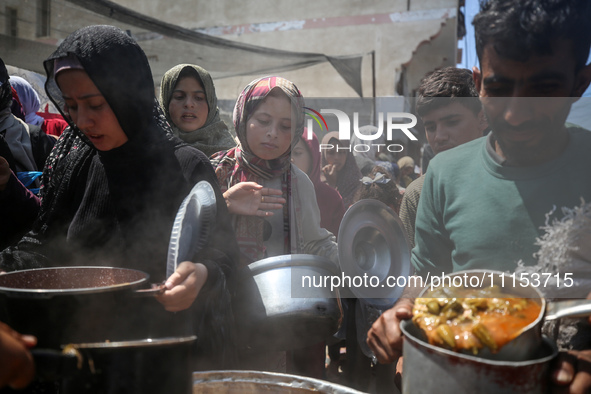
[10,75,68,137]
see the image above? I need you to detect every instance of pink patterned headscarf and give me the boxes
[231,76,305,180]
[211,76,305,264]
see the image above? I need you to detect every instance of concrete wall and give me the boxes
[113,0,459,100]
[3,0,460,105]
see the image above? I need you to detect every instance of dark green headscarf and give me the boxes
[159,64,236,157]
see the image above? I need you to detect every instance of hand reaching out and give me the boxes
[155,261,208,312]
[551,349,591,393]
[548,291,591,393]
[223,181,285,217]
[322,164,338,188]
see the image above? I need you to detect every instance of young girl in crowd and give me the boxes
[211,76,338,374]
[159,64,236,157]
[211,76,337,267]
[0,25,239,369]
[321,131,362,207]
[291,130,345,237]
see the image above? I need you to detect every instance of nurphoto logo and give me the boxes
[304,108,417,153]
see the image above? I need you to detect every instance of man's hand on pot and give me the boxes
[156,261,208,312]
[366,298,414,364]
[551,349,591,394]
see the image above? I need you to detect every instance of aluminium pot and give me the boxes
[231,254,343,351]
[0,266,192,348]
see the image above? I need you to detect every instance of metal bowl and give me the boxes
[231,254,343,351]
[193,370,365,393]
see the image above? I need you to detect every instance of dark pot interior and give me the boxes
[0,267,192,348]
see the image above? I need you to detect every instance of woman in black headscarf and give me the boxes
[0,25,239,369]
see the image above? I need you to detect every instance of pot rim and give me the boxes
[241,254,339,277]
[0,266,149,296]
[61,335,197,349]
[192,370,366,393]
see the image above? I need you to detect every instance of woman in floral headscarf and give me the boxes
[211,76,337,267]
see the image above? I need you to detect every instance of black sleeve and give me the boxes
[174,146,241,370]
[176,146,239,280]
[0,131,89,273]
[0,172,41,250]
[28,124,56,171]
[0,133,17,172]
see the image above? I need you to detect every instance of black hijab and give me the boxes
[37,25,191,280]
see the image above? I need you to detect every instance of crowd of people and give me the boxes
[367,0,591,393]
[0,0,590,392]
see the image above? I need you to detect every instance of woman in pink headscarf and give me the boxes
[211,76,338,267]
[211,76,338,374]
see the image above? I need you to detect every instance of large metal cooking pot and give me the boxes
[415,270,591,361]
[32,335,196,394]
[0,267,192,348]
[400,269,591,393]
[192,370,365,393]
[231,254,343,351]
[401,320,557,394]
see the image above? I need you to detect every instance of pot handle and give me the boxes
[545,299,591,321]
[31,349,80,381]
[132,282,166,297]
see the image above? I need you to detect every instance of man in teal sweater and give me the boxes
[368,0,591,392]
[412,125,591,275]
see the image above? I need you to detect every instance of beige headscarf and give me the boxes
[397,156,414,170]
[159,64,236,157]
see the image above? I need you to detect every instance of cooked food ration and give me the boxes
[412,285,541,354]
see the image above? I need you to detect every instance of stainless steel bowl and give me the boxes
[193,370,365,393]
[231,254,343,351]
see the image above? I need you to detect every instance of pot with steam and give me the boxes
[0,266,192,348]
